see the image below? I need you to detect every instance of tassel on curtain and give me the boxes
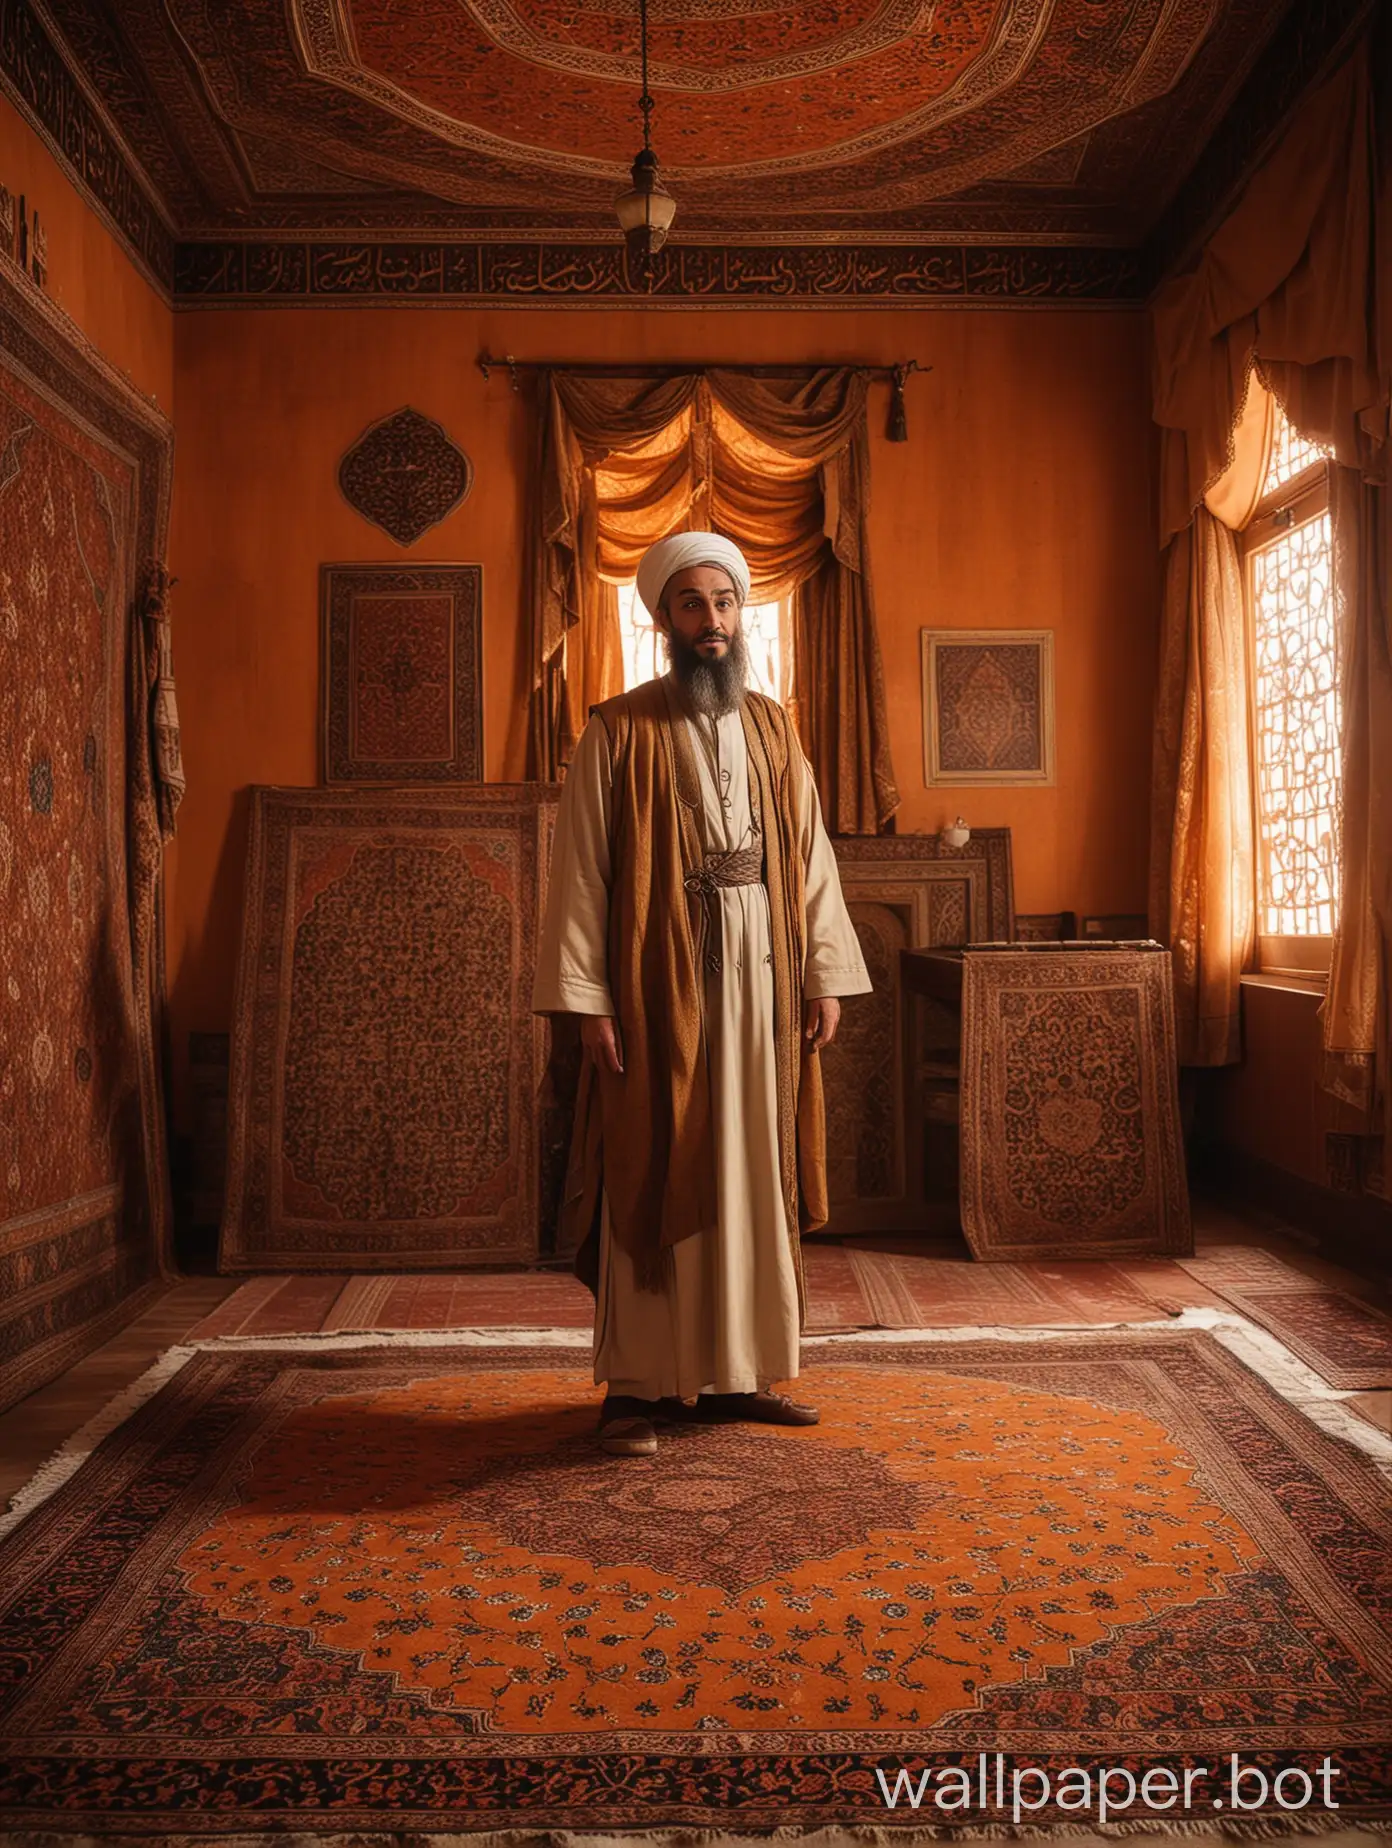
[526,366,899,833]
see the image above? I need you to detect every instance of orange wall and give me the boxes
[0,93,173,408]
[167,305,1158,1131]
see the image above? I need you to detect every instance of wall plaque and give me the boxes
[338,406,472,546]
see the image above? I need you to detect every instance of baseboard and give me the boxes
[1196,1143,1392,1280]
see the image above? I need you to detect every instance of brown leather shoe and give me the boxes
[677,1389,819,1427]
[598,1394,660,1456]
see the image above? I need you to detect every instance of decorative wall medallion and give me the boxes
[921,629,1055,786]
[337,407,472,547]
[320,564,483,784]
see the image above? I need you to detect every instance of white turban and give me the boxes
[635,531,751,617]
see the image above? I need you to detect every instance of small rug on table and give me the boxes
[1,1331,1390,1836]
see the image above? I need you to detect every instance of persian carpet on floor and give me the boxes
[185,1249,1175,1341]
[1178,1249,1392,1390]
[2,1332,1390,1837]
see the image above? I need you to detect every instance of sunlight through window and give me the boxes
[1248,405,1339,941]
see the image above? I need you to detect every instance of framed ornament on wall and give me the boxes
[338,406,472,546]
[921,629,1055,786]
[320,564,483,785]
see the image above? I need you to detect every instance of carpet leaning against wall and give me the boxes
[0,1328,1389,1839]
[218,785,559,1273]
[0,254,179,1415]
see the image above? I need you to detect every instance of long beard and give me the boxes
[665,626,750,717]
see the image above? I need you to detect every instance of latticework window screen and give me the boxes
[1248,404,1338,943]
[1262,407,1330,494]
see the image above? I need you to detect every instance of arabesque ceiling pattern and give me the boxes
[28,0,1303,237]
[0,0,1371,300]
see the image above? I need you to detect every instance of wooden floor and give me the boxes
[0,1276,236,1507]
[3,1200,1388,1513]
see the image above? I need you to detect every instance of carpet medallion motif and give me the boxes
[960,948,1192,1261]
[321,563,485,786]
[0,1334,1389,1830]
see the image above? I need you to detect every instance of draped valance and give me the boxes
[527,367,900,834]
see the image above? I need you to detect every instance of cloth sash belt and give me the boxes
[683,841,764,976]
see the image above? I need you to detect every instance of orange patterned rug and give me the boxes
[2,1333,1389,1834]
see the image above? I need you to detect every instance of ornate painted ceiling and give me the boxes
[24,0,1313,233]
[0,0,1370,301]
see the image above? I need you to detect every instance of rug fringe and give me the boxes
[0,1343,200,1540]
[2,1814,1388,1846]
[189,1325,594,1350]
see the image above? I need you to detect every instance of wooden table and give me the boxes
[901,942,1193,1260]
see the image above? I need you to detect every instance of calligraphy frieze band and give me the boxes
[172,240,1147,306]
[0,0,175,290]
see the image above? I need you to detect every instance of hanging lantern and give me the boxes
[615,147,677,266]
[613,0,675,278]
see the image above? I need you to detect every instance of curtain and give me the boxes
[1149,511,1255,1066]
[527,366,900,832]
[1148,33,1390,1091]
[1148,374,1270,1066]
[1324,465,1392,1141]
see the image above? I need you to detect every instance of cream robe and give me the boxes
[532,677,871,1398]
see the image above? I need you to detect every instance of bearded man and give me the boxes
[533,532,870,1457]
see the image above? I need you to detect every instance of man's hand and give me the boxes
[580,1014,624,1075]
[803,997,841,1051]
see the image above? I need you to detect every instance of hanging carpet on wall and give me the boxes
[320,562,484,785]
[219,784,557,1271]
[0,260,179,1414]
[0,1330,1389,1834]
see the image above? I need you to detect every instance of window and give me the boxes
[1240,401,1338,975]
[615,580,787,700]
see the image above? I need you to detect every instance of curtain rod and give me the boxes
[476,350,930,440]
